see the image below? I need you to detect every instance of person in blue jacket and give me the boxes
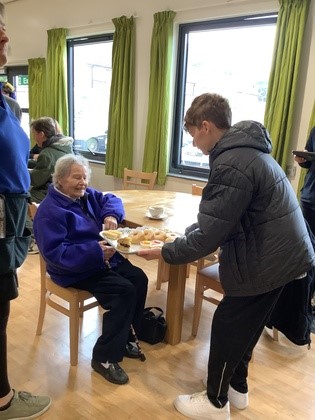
[33,154,148,385]
[0,2,52,418]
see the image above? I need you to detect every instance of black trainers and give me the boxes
[28,241,39,255]
[91,360,129,385]
[124,342,141,359]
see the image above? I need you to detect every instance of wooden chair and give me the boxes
[186,184,204,277]
[191,183,204,196]
[29,203,99,366]
[192,260,223,336]
[192,258,279,343]
[123,168,157,190]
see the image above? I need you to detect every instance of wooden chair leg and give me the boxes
[272,327,279,341]
[186,264,191,278]
[36,287,47,336]
[69,297,80,366]
[79,301,84,317]
[192,284,204,336]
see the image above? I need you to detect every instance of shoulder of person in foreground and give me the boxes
[3,95,22,121]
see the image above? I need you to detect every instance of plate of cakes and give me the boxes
[99,227,180,254]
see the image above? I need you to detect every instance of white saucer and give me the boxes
[145,211,168,220]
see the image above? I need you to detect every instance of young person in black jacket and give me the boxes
[138,93,315,420]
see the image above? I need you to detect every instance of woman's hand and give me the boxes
[294,155,307,164]
[98,240,116,261]
[103,216,118,230]
[137,248,162,260]
[293,149,307,164]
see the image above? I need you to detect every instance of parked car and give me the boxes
[74,132,107,154]
[181,143,209,168]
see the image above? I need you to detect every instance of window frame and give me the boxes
[6,65,29,114]
[67,33,113,164]
[170,13,277,179]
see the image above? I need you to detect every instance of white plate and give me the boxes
[99,229,165,254]
[99,231,142,254]
[145,211,168,220]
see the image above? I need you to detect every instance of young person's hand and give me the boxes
[137,248,162,260]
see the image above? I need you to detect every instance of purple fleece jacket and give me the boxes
[33,185,125,286]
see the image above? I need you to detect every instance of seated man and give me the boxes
[29,117,74,203]
[33,154,148,385]
[27,117,74,253]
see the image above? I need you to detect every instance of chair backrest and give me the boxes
[28,202,40,219]
[192,261,223,336]
[191,184,204,196]
[123,168,157,190]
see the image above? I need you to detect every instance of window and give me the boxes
[67,34,113,163]
[171,14,277,178]
[1,66,29,135]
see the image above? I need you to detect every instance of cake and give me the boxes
[117,237,132,252]
[103,230,122,240]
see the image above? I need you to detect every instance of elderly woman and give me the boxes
[33,154,148,385]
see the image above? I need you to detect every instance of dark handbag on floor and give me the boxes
[138,307,167,344]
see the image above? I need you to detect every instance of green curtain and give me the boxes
[28,58,47,146]
[105,16,135,178]
[142,11,176,185]
[28,58,47,120]
[297,101,315,199]
[46,28,69,134]
[264,0,310,169]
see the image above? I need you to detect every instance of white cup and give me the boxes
[148,205,165,218]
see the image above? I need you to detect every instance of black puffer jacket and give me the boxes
[162,121,315,297]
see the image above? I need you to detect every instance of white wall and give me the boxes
[4,0,315,193]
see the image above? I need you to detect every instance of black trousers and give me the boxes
[73,258,148,363]
[0,194,30,398]
[206,286,284,408]
[301,203,315,238]
[0,302,10,397]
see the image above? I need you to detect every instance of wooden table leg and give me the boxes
[156,258,170,290]
[164,263,187,345]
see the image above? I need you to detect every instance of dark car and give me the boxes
[74,132,107,154]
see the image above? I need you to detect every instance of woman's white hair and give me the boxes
[52,154,91,186]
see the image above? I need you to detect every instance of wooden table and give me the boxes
[109,190,201,345]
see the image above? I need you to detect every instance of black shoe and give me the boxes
[124,342,142,359]
[91,360,129,385]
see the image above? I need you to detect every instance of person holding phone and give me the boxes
[294,126,315,237]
